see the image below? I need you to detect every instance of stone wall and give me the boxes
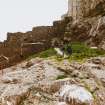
[0,27,53,67]
[0,17,70,68]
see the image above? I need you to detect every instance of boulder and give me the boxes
[58,84,94,105]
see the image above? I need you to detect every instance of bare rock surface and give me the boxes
[0,57,105,105]
[58,85,94,105]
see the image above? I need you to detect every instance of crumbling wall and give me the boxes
[0,17,70,68]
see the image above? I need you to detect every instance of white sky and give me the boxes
[0,0,67,41]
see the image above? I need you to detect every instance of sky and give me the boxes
[0,0,68,41]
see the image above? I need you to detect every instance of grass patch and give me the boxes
[56,75,67,80]
[38,48,57,58]
[27,42,105,61]
[27,48,57,60]
[68,42,105,61]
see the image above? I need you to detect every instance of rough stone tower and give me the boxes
[68,0,83,20]
[67,0,100,20]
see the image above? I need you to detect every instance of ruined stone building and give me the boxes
[0,18,70,69]
[0,0,104,69]
[0,55,9,71]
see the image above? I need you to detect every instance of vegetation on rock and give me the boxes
[56,74,67,80]
[28,42,105,62]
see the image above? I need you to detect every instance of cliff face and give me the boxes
[68,0,104,19]
[65,0,105,49]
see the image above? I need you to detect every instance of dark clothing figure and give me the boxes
[64,37,73,56]
[66,45,72,55]
[63,38,72,55]
[61,40,72,57]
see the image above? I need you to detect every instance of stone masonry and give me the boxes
[0,17,70,69]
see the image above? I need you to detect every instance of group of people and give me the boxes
[52,38,72,57]
[61,39,72,57]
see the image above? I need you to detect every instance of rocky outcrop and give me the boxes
[68,0,104,20]
[0,57,66,105]
[0,56,105,105]
[58,85,94,105]
[64,17,105,48]
[64,0,105,49]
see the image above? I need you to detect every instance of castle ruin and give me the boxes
[0,18,70,69]
[0,0,104,69]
